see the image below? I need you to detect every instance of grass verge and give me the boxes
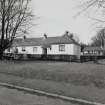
[0,61,105,103]
[0,73,105,104]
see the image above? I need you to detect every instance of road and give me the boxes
[0,86,80,105]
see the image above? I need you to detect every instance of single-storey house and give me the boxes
[5,32,81,61]
[83,46,103,56]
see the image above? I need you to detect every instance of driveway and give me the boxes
[0,86,79,105]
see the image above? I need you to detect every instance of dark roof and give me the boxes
[12,38,42,47]
[43,35,77,44]
[12,35,80,47]
[83,47,103,51]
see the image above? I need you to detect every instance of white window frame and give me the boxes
[22,46,26,52]
[33,47,38,53]
[59,44,65,52]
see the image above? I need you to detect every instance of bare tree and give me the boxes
[75,0,105,18]
[75,0,105,46]
[91,28,105,47]
[75,0,105,25]
[0,0,33,59]
[80,42,87,52]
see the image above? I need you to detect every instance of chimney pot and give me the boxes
[65,31,69,35]
[43,33,47,39]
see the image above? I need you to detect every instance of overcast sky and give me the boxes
[29,0,104,44]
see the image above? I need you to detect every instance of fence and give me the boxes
[3,53,78,62]
[80,55,105,63]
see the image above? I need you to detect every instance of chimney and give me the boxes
[69,33,73,39]
[63,31,69,37]
[43,33,47,40]
[22,35,26,42]
[65,31,69,36]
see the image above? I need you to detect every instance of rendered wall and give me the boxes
[47,44,74,55]
[17,46,43,54]
[73,44,81,58]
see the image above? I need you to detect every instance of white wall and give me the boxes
[47,44,74,55]
[73,44,81,58]
[47,44,81,58]
[5,47,17,53]
[14,46,43,54]
[5,44,81,58]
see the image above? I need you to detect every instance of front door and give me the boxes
[43,48,47,56]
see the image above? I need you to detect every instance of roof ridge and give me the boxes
[12,35,80,47]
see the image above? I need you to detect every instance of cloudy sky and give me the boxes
[29,0,104,44]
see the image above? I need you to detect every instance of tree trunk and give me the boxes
[0,50,4,60]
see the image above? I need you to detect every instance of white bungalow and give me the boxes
[5,32,81,60]
[83,47,103,56]
[42,33,81,59]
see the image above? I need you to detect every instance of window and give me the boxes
[14,47,18,53]
[59,44,65,52]
[22,47,26,52]
[7,48,10,52]
[33,47,37,53]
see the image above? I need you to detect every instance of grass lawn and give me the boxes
[0,60,105,103]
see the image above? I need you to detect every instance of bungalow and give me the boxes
[5,32,81,61]
[83,46,103,56]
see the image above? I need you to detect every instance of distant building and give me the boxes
[83,46,103,56]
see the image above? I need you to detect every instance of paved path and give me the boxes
[0,86,79,105]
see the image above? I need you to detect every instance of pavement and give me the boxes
[0,86,79,105]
